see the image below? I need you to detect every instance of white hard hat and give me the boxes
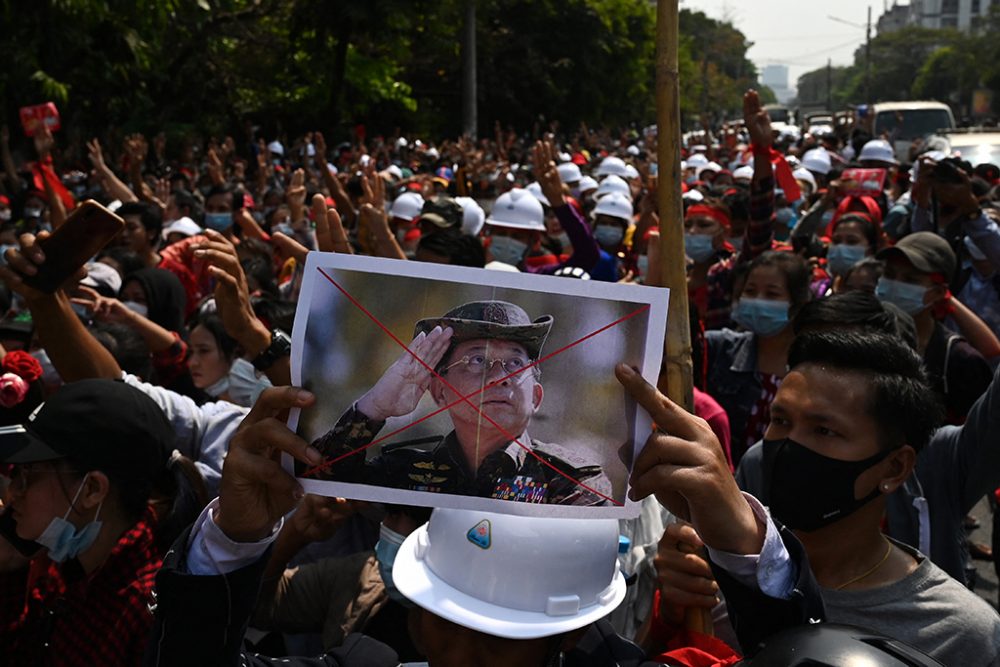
[732,165,754,181]
[161,216,202,240]
[455,196,486,237]
[858,139,898,165]
[485,189,545,231]
[593,192,634,222]
[396,137,409,149]
[578,175,599,193]
[793,167,817,195]
[425,147,440,160]
[557,162,582,184]
[626,145,640,156]
[393,507,625,639]
[623,164,640,180]
[267,140,284,156]
[594,174,632,201]
[682,188,705,203]
[384,164,404,180]
[595,156,629,178]
[389,192,425,222]
[526,182,550,207]
[685,153,709,169]
[801,148,832,175]
[696,161,722,180]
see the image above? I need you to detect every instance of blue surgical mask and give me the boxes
[594,224,624,248]
[826,244,867,276]
[226,358,271,408]
[875,277,928,315]
[36,474,103,563]
[204,374,230,399]
[204,212,233,232]
[685,233,716,263]
[732,298,790,337]
[122,300,149,318]
[23,207,42,219]
[375,524,412,605]
[489,236,527,266]
[821,210,835,227]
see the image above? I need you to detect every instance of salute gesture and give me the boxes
[356,326,454,422]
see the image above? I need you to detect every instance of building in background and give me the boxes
[761,64,794,104]
[878,0,998,33]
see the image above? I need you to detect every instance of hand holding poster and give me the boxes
[286,253,669,518]
[838,168,887,198]
[18,103,61,138]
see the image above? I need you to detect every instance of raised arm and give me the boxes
[0,237,121,381]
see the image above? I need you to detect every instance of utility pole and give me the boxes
[866,5,872,109]
[461,0,477,138]
[827,58,833,111]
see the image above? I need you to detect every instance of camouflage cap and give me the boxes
[414,300,553,361]
[420,196,463,229]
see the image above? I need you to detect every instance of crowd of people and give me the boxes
[0,87,999,665]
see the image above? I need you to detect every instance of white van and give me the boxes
[871,101,956,162]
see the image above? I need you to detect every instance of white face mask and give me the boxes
[36,474,103,563]
[203,375,230,399]
[226,358,272,407]
[489,236,528,266]
[121,300,149,318]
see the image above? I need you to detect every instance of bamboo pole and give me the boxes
[653,0,693,412]
[654,0,713,637]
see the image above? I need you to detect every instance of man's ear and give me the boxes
[77,471,111,512]
[430,376,447,407]
[925,283,947,305]
[878,444,916,494]
[532,383,544,411]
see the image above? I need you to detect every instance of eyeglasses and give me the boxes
[441,353,533,380]
[6,464,74,493]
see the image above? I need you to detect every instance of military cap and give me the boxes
[414,300,553,360]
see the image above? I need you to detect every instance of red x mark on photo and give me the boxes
[302,267,651,506]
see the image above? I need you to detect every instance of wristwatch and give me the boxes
[251,329,292,371]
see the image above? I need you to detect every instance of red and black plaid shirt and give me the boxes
[0,508,161,667]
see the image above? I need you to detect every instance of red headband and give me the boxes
[685,204,731,229]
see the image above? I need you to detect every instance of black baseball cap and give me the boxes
[876,231,957,279]
[0,379,173,482]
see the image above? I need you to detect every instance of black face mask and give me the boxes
[763,438,892,532]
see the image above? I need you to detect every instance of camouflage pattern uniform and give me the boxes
[309,403,613,506]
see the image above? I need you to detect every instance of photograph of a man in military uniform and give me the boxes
[291,256,666,512]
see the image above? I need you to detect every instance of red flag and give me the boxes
[769,149,802,203]
[31,160,75,212]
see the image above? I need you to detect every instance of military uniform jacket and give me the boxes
[311,403,614,506]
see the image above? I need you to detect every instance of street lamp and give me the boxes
[828,7,872,110]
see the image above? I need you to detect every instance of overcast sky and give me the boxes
[681,0,886,91]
